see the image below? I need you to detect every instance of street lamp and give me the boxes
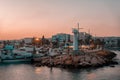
[33,37,40,46]
[35,38,39,41]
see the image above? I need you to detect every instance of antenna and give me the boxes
[77,22,83,31]
[77,23,83,41]
[88,28,90,34]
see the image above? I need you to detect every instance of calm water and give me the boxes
[0,51,120,80]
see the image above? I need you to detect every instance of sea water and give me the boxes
[0,51,119,80]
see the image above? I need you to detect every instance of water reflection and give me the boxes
[87,73,96,80]
[35,67,42,74]
[0,63,120,80]
[0,51,119,80]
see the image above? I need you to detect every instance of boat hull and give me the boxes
[0,59,31,63]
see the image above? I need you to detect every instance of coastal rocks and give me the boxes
[33,50,117,68]
[96,50,116,59]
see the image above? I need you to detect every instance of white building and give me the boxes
[23,38,33,44]
[96,37,120,47]
[52,32,92,43]
[78,32,92,40]
[52,33,71,43]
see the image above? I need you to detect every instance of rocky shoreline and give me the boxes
[33,50,117,68]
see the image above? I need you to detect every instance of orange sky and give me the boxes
[0,0,120,40]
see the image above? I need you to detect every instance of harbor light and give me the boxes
[32,37,41,46]
[35,38,40,41]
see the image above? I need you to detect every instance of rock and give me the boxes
[110,65,115,67]
[34,63,41,67]
[33,50,117,68]
[65,60,73,65]
[73,56,80,63]
[90,56,100,66]
[96,50,116,59]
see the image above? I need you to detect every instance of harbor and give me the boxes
[0,50,119,80]
[0,28,118,69]
[0,0,120,80]
[0,27,119,80]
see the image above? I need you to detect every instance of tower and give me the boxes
[72,28,79,51]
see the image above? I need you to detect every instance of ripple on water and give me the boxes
[0,51,120,80]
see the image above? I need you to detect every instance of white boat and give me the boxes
[0,45,33,63]
[0,45,49,63]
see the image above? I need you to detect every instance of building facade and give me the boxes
[52,33,71,43]
[78,32,92,41]
[23,38,33,44]
[96,37,120,48]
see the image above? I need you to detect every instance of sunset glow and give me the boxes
[0,0,120,40]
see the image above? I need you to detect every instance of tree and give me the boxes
[52,38,59,48]
[101,39,105,50]
[41,35,45,46]
[79,39,84,45]
[95,39,101,49]
[45,39,50,45]
[85,35,92,45]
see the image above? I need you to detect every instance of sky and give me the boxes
[0,0,120,40]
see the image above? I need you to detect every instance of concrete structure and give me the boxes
[72,28,79,51]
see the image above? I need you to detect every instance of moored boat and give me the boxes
[0,45,33,63]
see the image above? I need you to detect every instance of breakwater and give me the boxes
[33,50,117,68]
